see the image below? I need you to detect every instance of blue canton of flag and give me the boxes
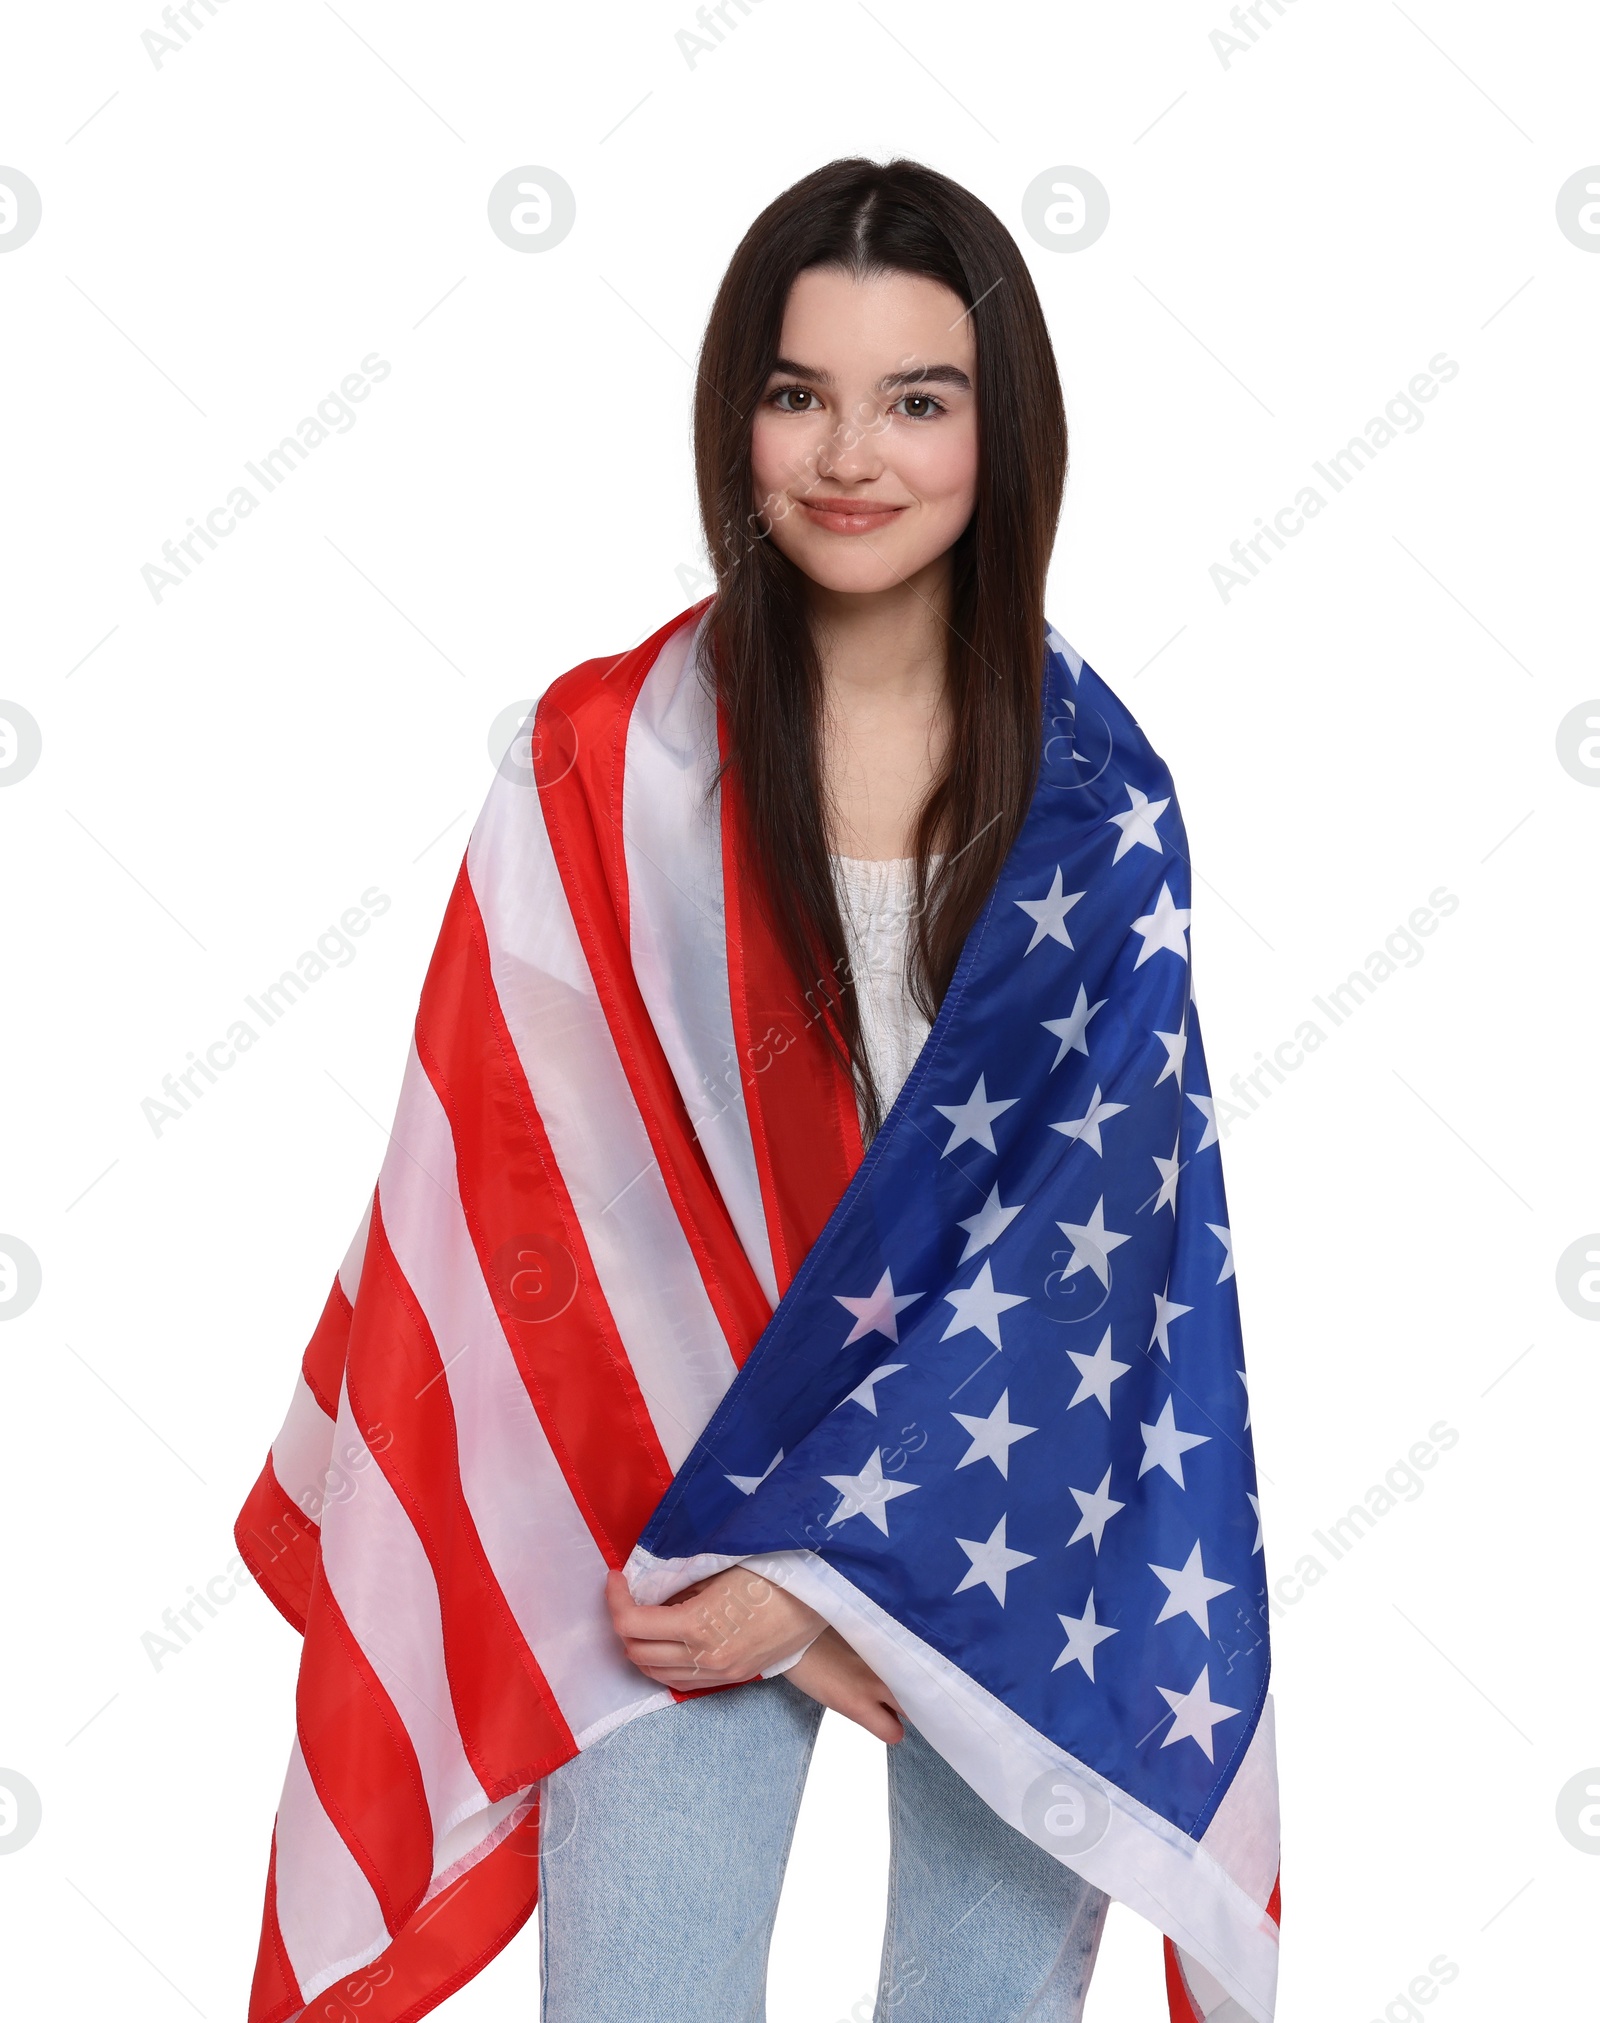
[639,628,1269,1848]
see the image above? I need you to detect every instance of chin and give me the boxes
[777,537,946,598]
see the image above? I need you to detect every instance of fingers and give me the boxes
[815,1681,904,1744]
[857,1700,906,1746]
[606,1586,707,1652]
[603,1569,635,1627]
[784,1636,907,1743]
[605,1569,735,1638]
[617,1640,699,1688]
[604,1569,683,1640]
[605,1569,830,1692]
[625,1656,758,1690]
[606,1577,700,1680]
[616,1628,759,1688]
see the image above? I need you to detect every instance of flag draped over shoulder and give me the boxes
[235,602,1280,2023]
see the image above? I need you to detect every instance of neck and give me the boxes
[804,551,956,862]
[805,552,953,708]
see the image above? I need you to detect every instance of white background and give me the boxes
[2,2,1597,2018]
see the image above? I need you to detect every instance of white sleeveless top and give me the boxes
[829,854,934,1143]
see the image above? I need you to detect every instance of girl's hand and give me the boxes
[784,1628,905,1744]
[605,1566,825,1688]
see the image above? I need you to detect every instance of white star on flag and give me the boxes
[822,1448,920,1535]
[1187,1092,1219,1151]
[1153,1025,1187,1086]
[1238,1367,1251,1428]
[1067,1466,1125,1552]
[1042,987,1106,1071]
[1157,1666,1241,1760]
[1066,1328,1130,1416]
[725,1449,783,1495]
[1248,1491,1263,1553]
[1149,1288,1193,1360]
[1130,882,1191,968]
[835,1269,923,1345]
[1053,1198,1131,1288]
[941,1260,1028,1348]
[1208,1222,1235,1282]
[844,1363,906,1415]
[952,1389,1037,1478]
[1107,784,1170,861]
[1049,1084,1129,1156]
[1051,1592,1119,1680]
[957,1184,1024,1262]
[1149,1541,1234,1635]
[1151,1138,1181,1214]
[1139,1398,1211,1487]
[953,1513,1036,1605]
[1015,867,1086,954]
[934,1075,1018,1156]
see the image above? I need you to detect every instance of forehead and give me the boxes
[775,266,975,375]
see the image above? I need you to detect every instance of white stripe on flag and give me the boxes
[269,1372,336,1518]
[1174,1950,1260,2022]
[272,1739,388,2002]
[1199,1694,1279,1912]
[467,775,738,1467]
[623,612,780,1307]
[338,1193,374,1306]
[317,1375,491,1848]
[380,1053,666,1741]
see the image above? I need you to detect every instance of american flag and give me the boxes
[236,602,1279,2023]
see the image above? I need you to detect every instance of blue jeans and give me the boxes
[536,1676,1108,2022]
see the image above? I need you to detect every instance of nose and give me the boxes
[812,397,887,487]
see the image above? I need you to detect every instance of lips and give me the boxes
[796,496,907,536]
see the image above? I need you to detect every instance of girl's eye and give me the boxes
[768,386,818,412]
[895,392,946,420]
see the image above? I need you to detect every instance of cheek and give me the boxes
[897,415,978,517]
[750,414,809,504]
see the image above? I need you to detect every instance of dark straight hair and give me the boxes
[693,156,1068,1137]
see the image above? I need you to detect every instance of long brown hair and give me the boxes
[693,156,1067,1137]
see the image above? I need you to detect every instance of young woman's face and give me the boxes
[749,265,978,597]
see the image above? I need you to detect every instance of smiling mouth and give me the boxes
[796,496,908,535]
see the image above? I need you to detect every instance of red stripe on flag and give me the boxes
[1162,1937,1205,2023]
[296,1568,435,1935]
[535,615,774,1363]
[250,1804,544,2023]
[715,712,863,1292]
[235,1455,320,1634]
[1266,1868,1281,1928]
[412,865,676,1562]
[344,1196,576,1793]
[247,1830,302,2022]
[301,1276,354,1420]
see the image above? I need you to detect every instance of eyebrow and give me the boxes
[768,356,973,393]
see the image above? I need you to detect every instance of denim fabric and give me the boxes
[537,1676,1107,2022]
[876,1713,1109,2021]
